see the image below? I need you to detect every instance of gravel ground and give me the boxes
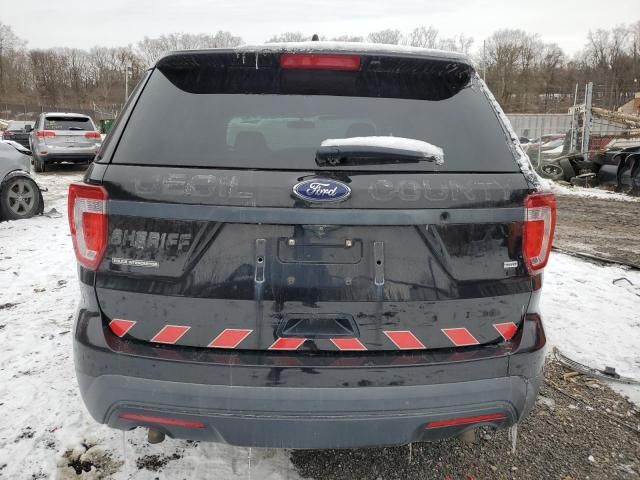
[291,361,640,480]
[554,190,640,267]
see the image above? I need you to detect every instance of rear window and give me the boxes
[45,116,93,131]
[112,52,518,172]
[7,121,32,131]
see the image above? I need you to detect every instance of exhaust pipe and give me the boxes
[147,428,166,444]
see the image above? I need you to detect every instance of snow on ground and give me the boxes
[541,254,640,403]
[0,168,638,479]
[551,182,640,202]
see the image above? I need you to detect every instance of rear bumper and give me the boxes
[39,150,96,162]
[73,285,546,449]
[78,371,540,448]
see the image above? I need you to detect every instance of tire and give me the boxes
[33,155,46,173]
[558,158,576,181]
[0,176,42,220]
[539,164,564,181]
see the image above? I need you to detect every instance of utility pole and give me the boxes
[124,63,132,103]
[569,83,579,152]
[482,40,486,82]
[582,82,593,162]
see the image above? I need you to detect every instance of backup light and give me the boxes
[279,53,361,71]
[523,192,556,272]
[68,183,108,270]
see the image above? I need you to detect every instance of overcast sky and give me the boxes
[3,0,638,55]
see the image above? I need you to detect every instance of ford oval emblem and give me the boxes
[292,179,351,203]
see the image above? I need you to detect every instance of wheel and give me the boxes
[559,158,576,181]
[539,164,564,180]
[0,176,42,220]
[33,155,46,173]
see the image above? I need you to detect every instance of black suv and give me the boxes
[69,43,555,449]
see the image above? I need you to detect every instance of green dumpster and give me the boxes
[100,119,115,135]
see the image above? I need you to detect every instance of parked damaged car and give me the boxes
[2,121,35,148]
[0,140,44,220]
[534,134,640,193]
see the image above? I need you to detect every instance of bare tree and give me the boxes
[0,22,26,95]
[367,29,402,45]
[406,26,439,48]
[137,31,242,66]
[267,32,308,43]
[331,35,364,42]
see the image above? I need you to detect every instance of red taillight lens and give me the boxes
[279,53,361,71]
[68,183,108,270]
[3,131,13,137]
[84,131,101,139]
[36,130,56,137]
[523,192,556,272]
[119,413,205,428]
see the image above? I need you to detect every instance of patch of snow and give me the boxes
[551,182,640,202]
[320,136,444,164]
[542,252,640,403]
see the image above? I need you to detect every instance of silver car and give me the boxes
[29,112,101,172]
[0,140,43,220]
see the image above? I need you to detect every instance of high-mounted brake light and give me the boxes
[35,130,56,137]
[279,53,361,71]
[523,192,556,272]
[68,183,108,270]
[84,131,101,139]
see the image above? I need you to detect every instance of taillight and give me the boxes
[523,192,556,272]
[84,131,101,139]
[35,130,56,137]
[68,183,108,270]
[279,53,361,71]
[3,131,13,137]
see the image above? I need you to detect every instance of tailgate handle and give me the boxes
[374,241,384,286]
[254,238,266,283]
[277,314,359,339]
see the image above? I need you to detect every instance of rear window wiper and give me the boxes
[316,136,444,167]
[68,127,85,131]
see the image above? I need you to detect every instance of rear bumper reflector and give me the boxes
[108,319,136,337]
[383,331,425,350]
[425,413,507,429]
[441,328,479,347]
[269,337,306,350]
[493,322,518,340]
[208,329,253,349]
[150,325,191,344]
[331,338,367,351]
[119,413,205,428]
[110,323,521,350]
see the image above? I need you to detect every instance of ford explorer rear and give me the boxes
[69,42,554,449]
